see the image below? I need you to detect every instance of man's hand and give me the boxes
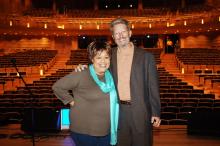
[151,116,161,127]
[74,64,88,72]
[69,101,75,107]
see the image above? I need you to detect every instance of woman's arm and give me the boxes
[52,71,81,105]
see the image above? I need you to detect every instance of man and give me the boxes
[77,18,161,146]
[109,18,161,146]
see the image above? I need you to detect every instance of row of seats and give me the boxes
[21,5,215,18]
[0,66,218,125]
[158,67,218,124]
[66,50,88,65]
[66,48,162,65]
[0,51,219,125]
[23,8,56,17]
[144,48,162,64]
[176,48,220,66]
[66,8,170,18]
[0,72,26,88]
[0,49,57,68]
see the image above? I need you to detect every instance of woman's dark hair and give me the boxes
[87,41,111,63]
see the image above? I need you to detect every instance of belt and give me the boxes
[120,100,131,105]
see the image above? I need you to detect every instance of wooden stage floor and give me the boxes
[0,124,220,146]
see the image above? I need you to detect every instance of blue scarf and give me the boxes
[89,64,119,145]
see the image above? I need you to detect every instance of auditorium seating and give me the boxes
[19,4,216,19]
[0,72,26,91]
[21,8,170,18]
[66,50,89,65]
[23,8,55,17]
[0,48,4,55]
[0,49,57,92]
[158,67,218,125]
[0,0,219,130]
[0,50,220,125]
[0,49,57,68]
[66,48,162,66]
[144,48,163,64]
[66,8,169,18]
[178,4,215,14]
[1,68,73,112]
[176,48,220,73]
[1,66,219,125]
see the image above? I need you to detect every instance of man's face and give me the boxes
[112,23,131,48]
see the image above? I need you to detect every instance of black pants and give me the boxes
[117,104,152,146]
[70,132,111,146]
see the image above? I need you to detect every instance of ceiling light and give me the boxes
[96,24,100,30]
[10,21,12,26]
[201,19,204,24]
[44,24,47,29]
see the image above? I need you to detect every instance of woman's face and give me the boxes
[92,50,110,75]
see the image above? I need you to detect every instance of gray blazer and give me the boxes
[110,46,161,133]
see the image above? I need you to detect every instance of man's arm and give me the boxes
[147,53,161,127]
[74,64,88,72]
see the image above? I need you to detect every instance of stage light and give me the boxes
[170,23,175,27]
[27,23,30,28]
[201,19,204,24]
[97,24,100,30]
[40,69,44,76]
[181,68,184,74]
[57,25,64,29]
[39,64,44,76]
[10,21,12,26]
[44,24,47,29]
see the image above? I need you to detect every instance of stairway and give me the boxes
[160,54,184,79]
[44,48,72,76]
[159,53,200,89]
[160,54,220,98]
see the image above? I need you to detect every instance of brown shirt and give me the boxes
[117,45,134,101]
[52,69,110,136]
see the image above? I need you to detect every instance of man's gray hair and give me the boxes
[110,18,130,33]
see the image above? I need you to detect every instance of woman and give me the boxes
[52,41,119,146]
